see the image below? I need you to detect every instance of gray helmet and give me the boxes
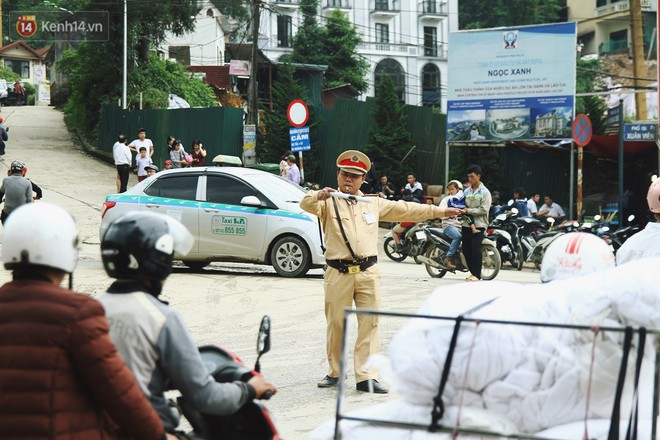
[10,160,25,172]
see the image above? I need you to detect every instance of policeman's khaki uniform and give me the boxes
[301,191,448,382]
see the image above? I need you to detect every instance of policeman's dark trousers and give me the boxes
[323,265,380,383]
[461,227,484,279]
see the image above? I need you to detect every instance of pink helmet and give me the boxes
[647,178,660,213]
[541,232,615,283]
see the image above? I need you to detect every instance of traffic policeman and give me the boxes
[300,150,460,393]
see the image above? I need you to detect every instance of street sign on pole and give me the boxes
[572,114,592,147]
[623,122,658,141]
[290,126,310,152]
[287,100,309,128]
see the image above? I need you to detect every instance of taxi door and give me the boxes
[198,174,268,259]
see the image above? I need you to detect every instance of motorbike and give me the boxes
[417,226,501,280]
[173,316,280,440]
[487,207,524,270]
[383,221,433,263]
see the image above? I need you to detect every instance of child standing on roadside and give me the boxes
[135,147,153,182]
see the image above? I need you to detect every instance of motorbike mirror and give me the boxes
[257,315,271,356]
[511,207,519,215]
[628,214,635,222]
[507,199,514,206]
[581,222,593,228]
[573,221,580,228]
[601,226,610,232]
[547,217,556,224]
[593,215,601,221]
[496,213,506,221]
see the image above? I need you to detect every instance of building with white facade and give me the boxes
[254,0,457,110]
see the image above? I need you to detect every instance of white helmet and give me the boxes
[2,203,79,273]
[541,232,614,283]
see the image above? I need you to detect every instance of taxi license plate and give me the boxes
[416,231,426,240]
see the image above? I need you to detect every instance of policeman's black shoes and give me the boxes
[356,379,389,394]
[318,375,339,388]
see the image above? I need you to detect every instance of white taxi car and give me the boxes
[100,167,325,277]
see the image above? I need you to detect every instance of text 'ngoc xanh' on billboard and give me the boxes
[447,22,577,143]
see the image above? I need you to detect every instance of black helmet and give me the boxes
[101,211,193,281]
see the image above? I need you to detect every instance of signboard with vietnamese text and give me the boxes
[289,126,310,152]
[229,60,251,77]
[623,123,658,142]
[447,22,576,142]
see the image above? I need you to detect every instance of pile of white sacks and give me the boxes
[310,258,660,440]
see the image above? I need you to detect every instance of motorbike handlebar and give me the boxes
[261,391,273,400]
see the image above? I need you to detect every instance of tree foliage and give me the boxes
[458,0,564,29]
[364,76,413,187]
[323,10,369,93]
[260,63,308,163]
[576,58,607,135]
[288,0,328,66]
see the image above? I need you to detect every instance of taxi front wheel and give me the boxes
[270,235,311,278]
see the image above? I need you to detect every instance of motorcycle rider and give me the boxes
[0,160,32,223]
[540,232,615,282]
[99,211,277,434]
[616,177,660,265]
[439,180,469,270]
[0,203,170,440]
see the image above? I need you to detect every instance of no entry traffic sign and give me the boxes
[287,100,309,128]
[572,114,592,147]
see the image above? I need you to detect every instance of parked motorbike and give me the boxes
[174,316,280,440]
[528,218,582,269]
[383,221,431,263]
[516,216,542,262]
[610,214,641,253]
[487,207,524,270]
[417,227,501,280]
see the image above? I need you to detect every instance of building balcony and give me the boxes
[371,0,399,17]
[418,0,448,19]
[322,0,351,12]
[358,41,415,55]
[422,43,448,59]
[596,0,654,17]
[598,39,628,55]
[272,0,299,11]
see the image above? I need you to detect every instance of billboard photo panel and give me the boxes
[447,22,577,142]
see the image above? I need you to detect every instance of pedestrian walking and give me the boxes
[300,150,460,393]
[0,160,33,224]
[113,134,131,192]
[459,164,492,281]
[13,80,25,105]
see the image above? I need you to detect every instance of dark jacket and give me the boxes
[0,278,165,440]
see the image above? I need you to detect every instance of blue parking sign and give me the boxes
[290,126,311,152]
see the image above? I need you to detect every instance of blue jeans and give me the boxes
[444,225,462,257]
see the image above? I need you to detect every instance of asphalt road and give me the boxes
[0,106,542,439]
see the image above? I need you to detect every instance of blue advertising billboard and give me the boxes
[447,22,576,142]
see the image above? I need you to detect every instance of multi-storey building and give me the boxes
[567,0,657,57]
[253,0,457,110]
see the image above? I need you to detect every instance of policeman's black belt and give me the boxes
[326,256,377,274]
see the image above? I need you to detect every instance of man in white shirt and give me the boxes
[112,134,132,193]
[401,173,424,203]
[527,193,540,218]
[128,128,154,158]
[538,194,565,220]
[617,178,660,265]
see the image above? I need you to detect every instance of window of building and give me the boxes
[4,59,30,78]
[596,0,607,6]
[206,8,214,17]
[375,23,389,44]
[277,15,293,48]
[375,0,388,11]
[424,26,437,57]
[374,58,405,104]
[421,63,440,107]
[423,0,436,13]
[169,46,191,65]
[609,29,628,51]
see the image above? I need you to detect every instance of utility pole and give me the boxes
[1,0,4,46]
[630,0,647,120]
[247,0,260,126]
